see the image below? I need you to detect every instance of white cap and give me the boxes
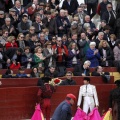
[90,42,96,46]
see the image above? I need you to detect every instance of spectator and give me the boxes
[29,26,35,36]
[67,42,80,68]
[59,71,76,85]
[62,34,69,47]
[49,0,59,10]
[99,40,114,67]
[98,20,107,32]
[44,66,58,78]
[51,36,56,45]
[2,17,16,36]
[2,69,14,78]
[31,67,40,78]
[0,11,5,30]
[18,15,30,35]
[52,37,68,66]
[73,60,91,76]
[43,41,56,68]
[64,10,73,23]
[9,60,21,69]
[16,68,30,78]
[62,0,79,15]
[86,42,101,67]
[5,36,18,50]
[39,32,47,47]
[109,34,116,50]
[33,47,46,71]
[21,47,34,68]
[56,9,71,37]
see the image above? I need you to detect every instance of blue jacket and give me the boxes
[86,48,101,67]
[51,100,72,120]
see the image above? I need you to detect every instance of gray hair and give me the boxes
[98,32,104,36]
[84,60,91,65]
[5,17,11,21]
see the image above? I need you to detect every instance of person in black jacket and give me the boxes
[59,71,76,85]
[2,69,14,78]
[73,60,91,76]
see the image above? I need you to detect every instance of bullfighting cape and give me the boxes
[102,110,112,120]
[31,104,44,120]
[73,108,101,120]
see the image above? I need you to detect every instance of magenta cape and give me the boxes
[31,104,44,120]
[73,108,102,120]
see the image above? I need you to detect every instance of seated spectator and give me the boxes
[51,36,56,45]
[99,40,114,67]
[21,47,34,69]
[17,33,25,50]
[91,66,110,83]
[18,15,30,35]
[73,60,91,76]
[29,26,35,36]
[43,41,56,69]
[59,71,76,85]
[0,11,5,30]
[16,68,30,78]
[109,34,116,50]
[86,42,101,67]
[2,69,14,78]
[44,66,58,78]
[67,42,80,68]
[33,47,46,72]
[5,36,18,50]
[31,67,40,78]
[9,60,21,69]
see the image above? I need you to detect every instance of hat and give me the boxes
[115,79,120,86]
[43,77,51,83]
[9,8,16,12]
[83,77,90,82]
[66,94,76,101]
[90,42,96,46]
[0,11,4,14]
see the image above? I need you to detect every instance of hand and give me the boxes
[103,58,106,61]
[27,74,30,77]
[10,27,14,33]
[28,58,32,62]
[40,22,43,26]
[109,108,112,111]
[7,59,10,64]
[21,8,24,13]
[62,49,65,54]
[77,50,80,54]
[94,50,98,55]
[59,26,63,30]
[0,81,2,85]
[82,73,85,76]
[64,21,67,25]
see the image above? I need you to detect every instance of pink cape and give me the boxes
[73,108,102,120]
[31,104,44,120]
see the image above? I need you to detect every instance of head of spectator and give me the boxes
[72,34,78,41]
[98,32,104,40]
[7,36,15,43]
[110,34,116,42]
[18,67,25,74]
[40,33,45,41]
[49,66,56,74]
[33,0,38,5]
[44,41,52,49]
[0,11,4,18]
[39,2,45,9]
[29,26,35,34]
[51,36,56,45]
[115,79,120,87]
[73,16,79,23]
[42,28,49,37]
[22,15,28,23]
[66,71,73,80]
[80,32,87,40]
[17,33,24,41]
[38,8,44,15]
[9,8,16,16]
[16,48,23,55]
[85,15,91,23]
[89,42,96,50]
[35,47,42,54]
[66,93,76,105]
[45,3,51,11]
[100,20,107,28]
[56,37,62,46]
[5,18,11,26]
[68,42,78,51]
[95,66,103,74]
[62,34,67,42]
[51,9,57,17]
[83,60,91,69]
[83,77,90,85]
[2,29,9,38]
[15,0,21,9]
[25,34,30,41]
[103,0,108,3]
[60,9,65,18]
[31,33,37,41]
[103,25,111,34]
[35,14,42,23]
[80,3,87,10]
[77,6,83,13]
[106,4,113,12]
[64,10,69,17]
[31,67,40,78]
[24,46,30,54]
[45,11,51,19]
[99,40,109,49]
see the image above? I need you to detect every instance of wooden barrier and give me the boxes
[0,85,116,120]
[0,76,114,88]
[0,67,118,74]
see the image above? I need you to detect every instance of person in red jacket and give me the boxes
[52,37,68,66]
[37,77,55,120]
[9,60,21,69]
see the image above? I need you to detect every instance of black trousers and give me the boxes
[87,3,97,19]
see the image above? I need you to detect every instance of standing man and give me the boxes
[51,93,76,120]
[109,79,120,120]
[77,77,99,114]
[85,0,98,18]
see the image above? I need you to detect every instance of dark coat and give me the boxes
[91,71,101,76]
[67,49,80,68]
[99,47,114,67]
[37,77,45,86]
[28,40,37,53]
[51,100,72,120]
[62,0,79,15]
[44,69,58,78]
[94,38,100,49]
[73,64,90,76]
[59,79,76,85]
[86,48,101,67]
